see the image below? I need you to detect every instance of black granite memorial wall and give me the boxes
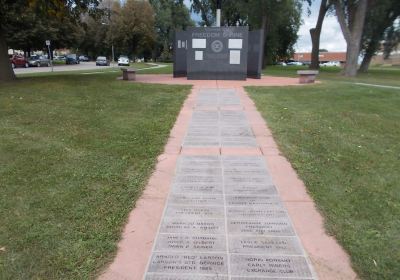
[247,30,264,79]
[187,26,248,80]
[173,26,263,80]
[173,31,188,77]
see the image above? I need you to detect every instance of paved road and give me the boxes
[14,61,115,74]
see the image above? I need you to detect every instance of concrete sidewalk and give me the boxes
[100,83,357,280]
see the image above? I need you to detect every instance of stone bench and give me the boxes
[121,68,136,81]
[297,70,319,84]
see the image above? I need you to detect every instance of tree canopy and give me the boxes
[190,0,305,65]
[3,0,398,80]
[359,0,400,72]
[0,0,99,81]
[150,0,194,61]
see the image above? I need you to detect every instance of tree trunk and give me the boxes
[309,29,321,69]
[0,28,15,82]
[261,15,267,69]
[359,50,373,73]
[344,42,360,76]
[359,39,379,73]
[334,0,368,77]
[309,0,329,70]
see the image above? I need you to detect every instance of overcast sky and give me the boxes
[184,0,347,53]
[296,0,346,52]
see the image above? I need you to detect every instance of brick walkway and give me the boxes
[100,82,357,280]
[144,88,316,279]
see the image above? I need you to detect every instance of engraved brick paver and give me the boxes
[144,88,316,279]
[183,90,257,148]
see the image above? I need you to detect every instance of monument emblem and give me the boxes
[211,40,224,53]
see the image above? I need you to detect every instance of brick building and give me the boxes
[292,52,347,64]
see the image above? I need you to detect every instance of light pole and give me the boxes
[216,0,221,27]
[111,44,114,67]
[101,22,114,67]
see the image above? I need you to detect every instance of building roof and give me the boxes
[292,52,347,62]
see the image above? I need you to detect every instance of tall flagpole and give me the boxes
[216,0,221,27]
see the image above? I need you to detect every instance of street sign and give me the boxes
[45,40,53,72]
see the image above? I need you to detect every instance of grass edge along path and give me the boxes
[0,73,191,279]
[247,83,400,280]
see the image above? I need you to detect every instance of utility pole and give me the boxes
[216,0,221,27]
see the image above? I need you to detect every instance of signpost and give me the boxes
[46,40,54,72]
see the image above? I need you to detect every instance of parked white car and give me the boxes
[118,56,130,66]
[321,61,341,67]
[287,61,303,66]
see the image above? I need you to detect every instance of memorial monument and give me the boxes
[173,1,263,80]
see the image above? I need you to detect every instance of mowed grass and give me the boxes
[16,62,173,78]
[138,63,173,74]
[263,65,400,87]
[0,73,190,279]
[247,79,400,279]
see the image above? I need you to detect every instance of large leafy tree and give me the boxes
[359,0,400,72]
[112,0,156,59]
[150,0,194,61]
[79,0,157,61]
[191,0,216,26]
[383,23,400,59]
[246,0,305,65]
[0,0,99,81]
[6,8,86,58]
[190,0,305,66]
[79,13,109,59]
[79,0,120,60]
[191,0,246,26]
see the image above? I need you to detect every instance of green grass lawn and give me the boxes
[0,73,190,279]
[263,65,400,87]
[16,62,173,78]
[247,78,400,279]
[136,63,173,74]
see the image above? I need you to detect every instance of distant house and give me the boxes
[292,52,347,64]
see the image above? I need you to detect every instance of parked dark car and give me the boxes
[28,55,50,67]
[66,54,80,64]
[9,55,29,68]
[79,55,90,62]
[96,56,110,66]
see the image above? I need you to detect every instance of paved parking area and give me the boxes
[14,61,115,74]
